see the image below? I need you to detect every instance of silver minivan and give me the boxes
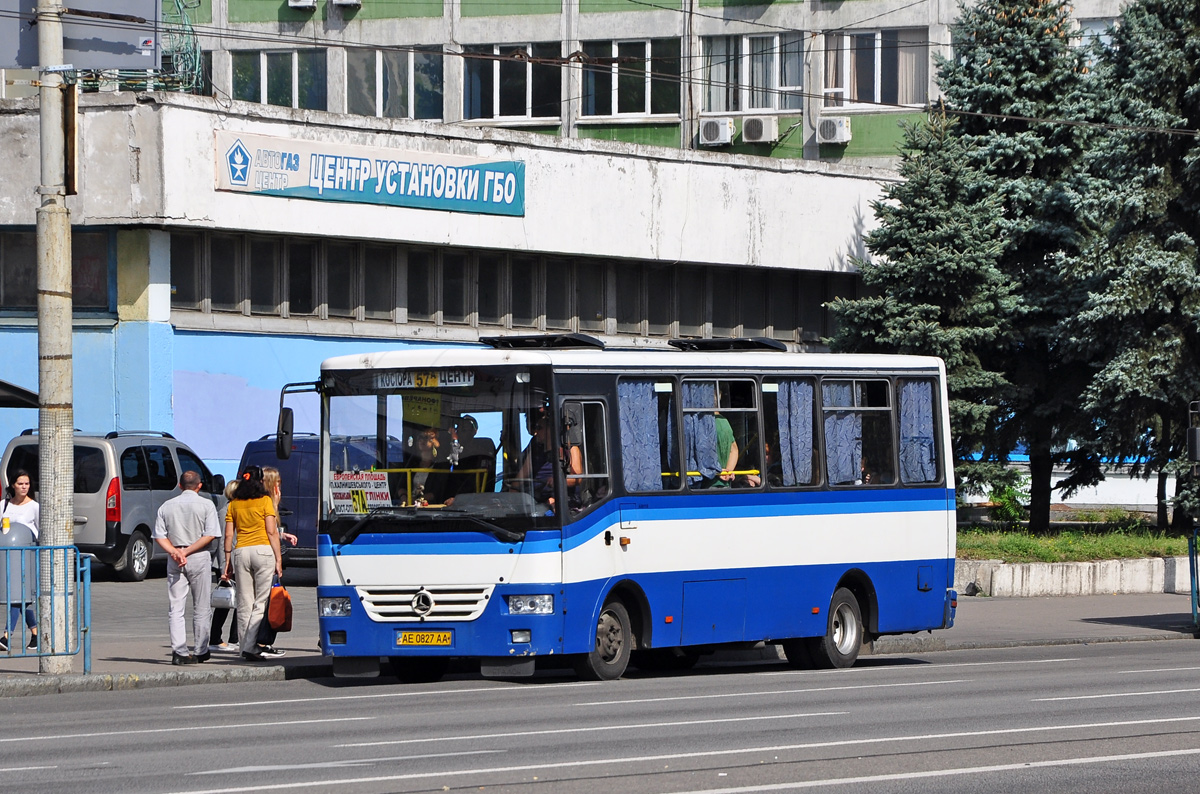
[1,431,226,581]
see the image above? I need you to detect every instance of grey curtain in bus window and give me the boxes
[683,382,720,484]
[618,380,663,492]
[899,380,937,483]
[822,382,860,484]
[777,380,813,486]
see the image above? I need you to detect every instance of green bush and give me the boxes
[987,479,1029,526]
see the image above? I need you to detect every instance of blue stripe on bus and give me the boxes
[323,486,954,557]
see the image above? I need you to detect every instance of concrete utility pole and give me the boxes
[36,0,74,676]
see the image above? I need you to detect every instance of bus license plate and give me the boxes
[397,630,452,647]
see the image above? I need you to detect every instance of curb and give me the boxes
[0,661,334,699]
[869,631,1198,655]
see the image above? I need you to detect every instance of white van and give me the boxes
[1,431,225,581]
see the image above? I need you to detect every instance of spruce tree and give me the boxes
[1072,0,1200,526]
[830,114,1018,494]
[936,0,1104,530]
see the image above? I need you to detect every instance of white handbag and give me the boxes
[211,581,236,610]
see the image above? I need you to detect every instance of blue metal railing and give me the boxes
[1,546,91,673]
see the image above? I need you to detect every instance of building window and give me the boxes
[442,252,470,324]
[326,244,357,318]
[346,47,443,120]
[72,232,109,309]
[545,258,571,330]
[249,238,279,314]
[823,30,927,107]
[170,234,200,310]
[703,33,803,113]
[209,235,240,313]
[677,265,705,337]
[583,39,681,117]
[287,242,316,316]
[407,250,435,322]
[510,255,538,327]
[363,246,395,321]
[478,254,505,326]
[464,44,561,120]
[615,263,643,334]
[231,50,328,110]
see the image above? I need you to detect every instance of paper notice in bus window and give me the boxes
[331,471,392,514]
[373,370,474,390]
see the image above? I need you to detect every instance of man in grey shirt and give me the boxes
[153,471,221,665]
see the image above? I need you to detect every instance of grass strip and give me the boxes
[957,527,1191,564]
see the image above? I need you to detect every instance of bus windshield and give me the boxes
[322,365,559,534]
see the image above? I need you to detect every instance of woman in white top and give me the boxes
[0,470,38,651]
[2,470,39,539]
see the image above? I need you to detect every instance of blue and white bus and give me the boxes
[285,335,957,682]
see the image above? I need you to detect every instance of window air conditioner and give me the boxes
[741,115,779,144]
[287,0,317,7]
[699,117,735,146]
[817,116,852,144]
[331,0,362,6]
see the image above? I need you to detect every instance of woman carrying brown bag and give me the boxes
[223,465,281,662]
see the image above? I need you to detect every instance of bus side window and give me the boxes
[898,379,939,483]
[564,401,610,517]
[725,380,762,490]
[681,379,760,490]
[822,379,895,486]
[762,378,816,487]
[617,379,679,492]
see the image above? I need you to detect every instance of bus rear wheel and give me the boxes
[388,657,449,684]
[574,600,632,681]
[807,587,864,669]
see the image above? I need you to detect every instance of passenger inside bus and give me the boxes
[404,425,453,505]
[512,411,583,512]
[444,415,496,497]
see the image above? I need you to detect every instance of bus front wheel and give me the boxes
[574,601,632,681]
[807,587,864,669]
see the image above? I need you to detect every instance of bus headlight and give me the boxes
[506,594,554,615]
[319,597,353,617]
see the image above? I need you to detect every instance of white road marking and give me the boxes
[762,658,1078,676]
[200,750,501,775]
[176,680,601,710]
[335,712,849,748]
[666,748,1200,792]
[0,766,57,772]
[164,714,1200,794]
[0,717,372,744]
[1034,687,1200,702]
[576,679,969,706]
[1117,666,1200,674]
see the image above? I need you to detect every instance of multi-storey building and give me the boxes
[0,0,1117,474]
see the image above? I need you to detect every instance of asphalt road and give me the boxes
[1,639,1199,793]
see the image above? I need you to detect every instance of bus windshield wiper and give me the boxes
[337,507,416,546]
[435,509,525,543]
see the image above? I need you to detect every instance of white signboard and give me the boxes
[215,130,525,217]
[331,471,392,515]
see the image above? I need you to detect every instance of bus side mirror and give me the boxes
[1188,427,1200,463]
[276,407,294,460]
[212,474,226,495]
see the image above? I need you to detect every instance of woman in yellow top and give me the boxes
[223,465,281,662]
